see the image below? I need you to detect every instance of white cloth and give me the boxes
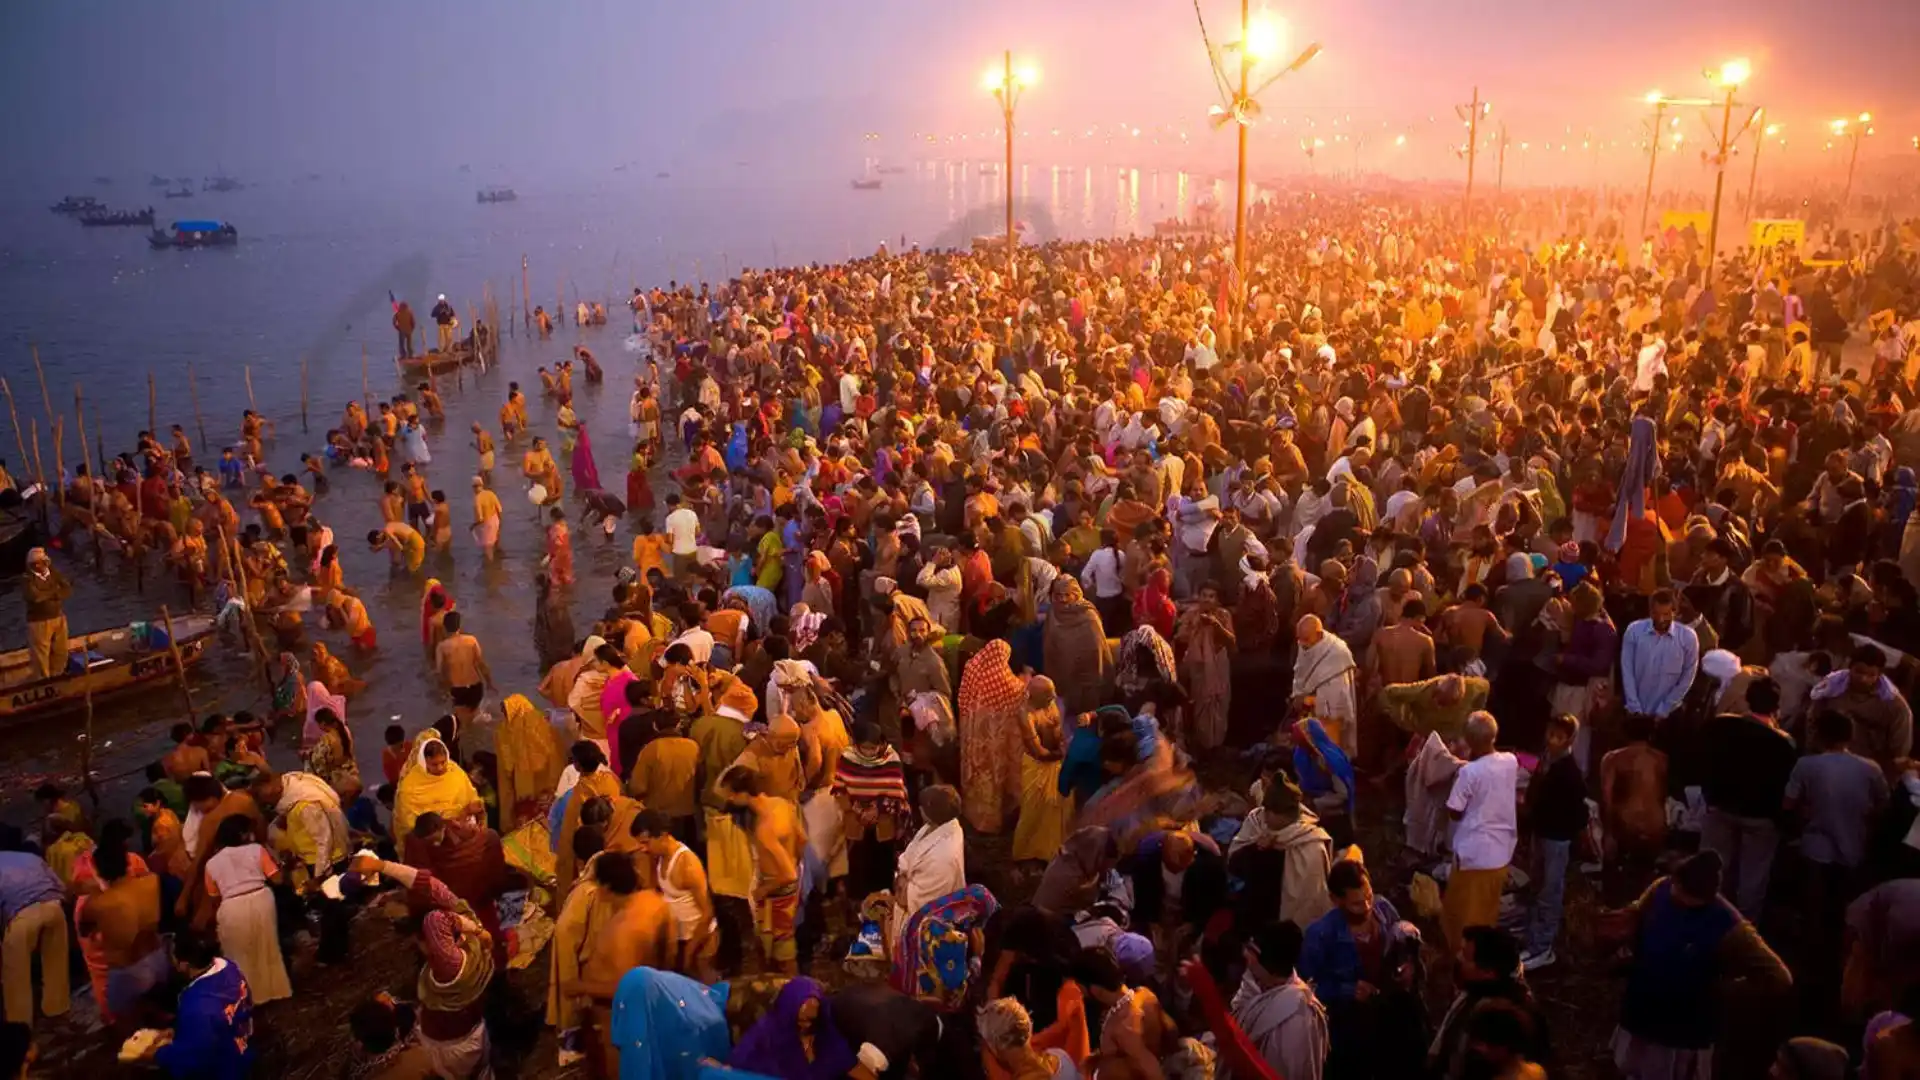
[1292,634,1358,732]
[1445,752,1519,871]
[1231,975,1330,1080]
[664,507,700,555]
[891,819,965,946]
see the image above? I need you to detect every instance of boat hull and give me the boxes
[0,615,216,720]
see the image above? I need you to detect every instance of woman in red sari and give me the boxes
[1133,567,1177,641]
[957,640,1028,834]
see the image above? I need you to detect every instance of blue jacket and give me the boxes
[155,960,254,1079]
[1298,897,1412,1004]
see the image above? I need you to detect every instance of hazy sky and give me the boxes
[5,0,1917,186]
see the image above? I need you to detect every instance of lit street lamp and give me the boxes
[1701,57,1753,264]
[1199,3,1321,348]
[1639,88,1714,242]
[982,54,1039,279]
[1830,112,1874,212]
[1744,117,1780,223]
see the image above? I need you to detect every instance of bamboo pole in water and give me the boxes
[244,365,256,411]
[159,605,197,724]
[51,418,63,511]
[148,372,157,437]
[31,346,57,448]
[187,362,208,454]
[300,357,309,433]
[29,420,44,495]
[0,377,30,478]
[521,255,531,330]
[361,345,371,413]
[221,530,275,693]
[73,386,103,566]
[79,670,98,809]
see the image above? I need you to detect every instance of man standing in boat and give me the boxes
[392,298,417,359]
[23,548,72,680]
[431,294,457,354]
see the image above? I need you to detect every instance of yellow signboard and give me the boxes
[1750,219,1806,249]
[1659,211,1711,240]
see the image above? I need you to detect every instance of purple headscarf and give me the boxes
[727,978,855,1080]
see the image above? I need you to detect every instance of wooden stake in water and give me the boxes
[29,419,45,498]
[159,605,197,723]
[79,665,99,809]
[0,377,29,478]
[244,365,256,411]
[187,362,208,454]
[73,386,103,566]
[300,356,309,433]
[148,371,157,437]
[51,417,64,511]
[361,344,371,413]
[522,254,531,330]
[31,346,56,442]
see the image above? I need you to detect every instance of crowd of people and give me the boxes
[3,188,1920,1080]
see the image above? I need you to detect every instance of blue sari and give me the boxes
[610,968,733,1080]
[1293,718,1356,815]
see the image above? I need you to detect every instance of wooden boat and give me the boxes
[164,187,193,199]
[476,186,517,203]
[399,325,492,374]
[0,614,217,720]
[148,220,238,249]
[80,208,156,227]
[50,195,102,214]
[850,178,882,190]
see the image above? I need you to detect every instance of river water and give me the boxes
[0,158,1224,813]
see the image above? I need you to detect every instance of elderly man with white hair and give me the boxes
[1441,710,1518,952]
[1291,615,1359,755]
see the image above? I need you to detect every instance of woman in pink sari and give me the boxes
[571,423,603,494]
[957,639,1027,834]
[302,679,347,752]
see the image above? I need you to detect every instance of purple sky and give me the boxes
[4,0,1915,186]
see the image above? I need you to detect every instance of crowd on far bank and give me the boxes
[1,188,1920,1080]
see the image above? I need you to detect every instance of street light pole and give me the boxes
[1640,100,1667,241]
[1003,50,1015,281]
[1744,119,1775,223]
[1461,86,1482,222]
[1231,0,1250,352]
[1705,84,1736,264]
[1495,123,1508,194]
[1843,126,1862,212]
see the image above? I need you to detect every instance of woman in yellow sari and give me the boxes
[392,735,483,838]
[497,694,563,830]
[310,641,365,697]
[1011,676,1072,863]
[554,743,623,901]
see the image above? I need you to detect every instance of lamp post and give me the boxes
[1640,89,1713,242]
[982,53,1039,280]
[1744,118,1779,223]
[1830,112,1873,213]
[1199,3,1320,349]
[1702,57,1752,264]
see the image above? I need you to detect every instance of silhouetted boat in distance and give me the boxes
[148,220,238,249]
[203,175,242,192]
[877,164,907,175]
[81,207,155,227]
[50,195,102,214]
[93,176,113,186]
[148,174,173,187]
[476,186,518,204]
[851,178,882,190]
[164,187,193,199]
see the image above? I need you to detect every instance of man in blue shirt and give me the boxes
[1619,589,1699,719]
[148,933,254,1080]
[0,848,69,1026]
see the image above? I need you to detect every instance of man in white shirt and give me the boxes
[663,492,701,579]
[1442,711,1518,951]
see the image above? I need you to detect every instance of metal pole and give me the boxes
[1231,0,1250,351]
[1004,50,1016,283]
[1496,125,1507,194]
[1706,86,1735,264]
[1842,130,1861,213]
[1640,102,1666,241]
[1463,86,1481,223]
[1744,122,1765,224]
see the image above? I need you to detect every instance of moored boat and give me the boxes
[476,186,518,203]
[80,207,156,227]
[164,187,193,199]
[50,196,103,214]
[851,178,882,190]
[148,220,239,249]
[0,614,217,720]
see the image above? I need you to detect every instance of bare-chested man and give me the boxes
[1600,711,1669,904]
[434,611,495,726]
[1438,583,1509,676]
[569,852,673,1076]
[1375,567,1423,630]
[1371,599,1438,688]
[720,763,805,975]
[1081,947,1175,1080]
